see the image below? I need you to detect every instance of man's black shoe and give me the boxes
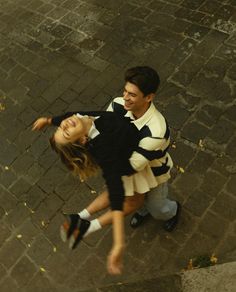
[163,202,181,232]
[130,212,149,228]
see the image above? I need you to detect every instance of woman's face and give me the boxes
[54,115,87,144]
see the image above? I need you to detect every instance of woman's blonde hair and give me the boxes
[49,136,99,181]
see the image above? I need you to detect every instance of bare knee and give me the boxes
[124,193,145,213]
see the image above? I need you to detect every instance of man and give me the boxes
[107,66,180,231]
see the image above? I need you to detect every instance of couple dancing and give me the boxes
[32,66,180,275]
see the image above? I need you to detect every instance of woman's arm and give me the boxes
[107,210,125,274]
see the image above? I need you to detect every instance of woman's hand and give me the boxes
[32,117,51,131]
[107,244,125,275]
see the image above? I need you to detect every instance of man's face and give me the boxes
[123,82,153,115]
[54,115,86,145]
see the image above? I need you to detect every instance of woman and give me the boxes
[32,110,145,274]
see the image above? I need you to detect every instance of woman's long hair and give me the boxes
[49,136,99,181]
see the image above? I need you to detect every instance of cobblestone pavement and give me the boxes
[0,0,236,291]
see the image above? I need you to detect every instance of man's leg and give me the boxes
[130,183,180,231]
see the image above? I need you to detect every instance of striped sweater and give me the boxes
[107,97,173,185]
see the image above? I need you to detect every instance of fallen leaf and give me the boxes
[210,254,218,264]
[53,247,57,252]
[17,234,22,239]
[199,139,204,148]
[4,166,9,170]
[187,259,193,270]
[90,190,96,194]
[40,267,46,272]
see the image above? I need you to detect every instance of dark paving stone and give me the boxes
[0,276,19,292]
[200,170,228,198]
[0,237,25,269]
[11,256,37,287]
[198,210,229,241]
[100,274,182,292]
[208,118,235,144]
[25,272,57,292]
[164,102,191,130]
[184,188,213,217]
[181,121,209,144]
[187,150,215,174]
[9,177,32,199]
[172,53,205,86]
[27,234,54,265]
[211,191,236,221]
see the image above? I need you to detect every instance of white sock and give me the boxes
[84,219,102,237]
[78,209,91,220]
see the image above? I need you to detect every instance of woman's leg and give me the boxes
[97,193,145,227]
[85,190,110,215]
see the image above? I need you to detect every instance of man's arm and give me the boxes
[128,136,169,172]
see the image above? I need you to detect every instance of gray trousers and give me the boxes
[137,182,177,220]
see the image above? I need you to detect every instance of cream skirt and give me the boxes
[122,166,158,196]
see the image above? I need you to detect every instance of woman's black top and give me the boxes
[52,111,139,211]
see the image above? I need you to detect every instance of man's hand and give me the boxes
[32,117,51,131]
[107,245,124,275]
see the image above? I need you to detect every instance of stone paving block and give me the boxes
[17,218,40,246]
[27,234,54,265]
[215,233,236,262]
[184,188,213,217]
[200,169,228,198]
[0,237,25,269]
[14,129,38,153]
[172,53,205,86]
[187,150,215,175]
[211,191,236,221]
[195,104,223,128]
[0,276,19,292]
[44,252,75,285]
[0,223,11,248]
[0,185,17,213]
[54,173,78,200]
[208,118,234,145]
[205,56,230,79]
[198,210,229,241]
[5,203,31,228]
[224,104,236,123]
[226,136,236,158]
[169,141,196,168]
[225,174,236,196]
[31,193,63,226]
[11,255,37,287]
[0,169,18,189]
[42,71,77,103]
[66,254,106,291]
[164,102,191,130]
[169,209,197,246]
[0,263,7,280]
[38,147,58,171]
[21,184,47,211]
[9,177,32,199]
[62,182,92,214]
[25,272,58,292]
[181,121,209,144]
[24,162,46,185]
[37,166,67,194]
[71,69,99,94]
[0,140,21,165]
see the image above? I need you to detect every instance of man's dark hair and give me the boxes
[124,66,160,96]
